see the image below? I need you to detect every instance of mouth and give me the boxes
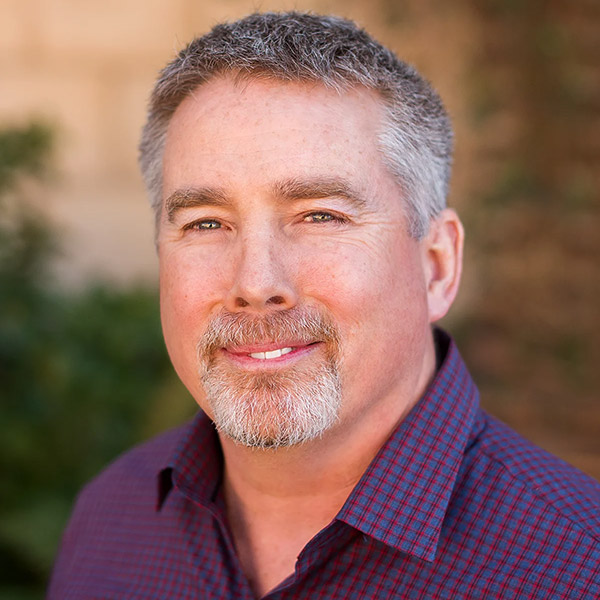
[220,341,321,368]
[248,346,294,360]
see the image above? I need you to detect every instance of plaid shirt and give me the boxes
[49,331,600,599]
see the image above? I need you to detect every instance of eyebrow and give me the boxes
[165,187,229,222]
[164,176,367,222]
[273,177,366,209]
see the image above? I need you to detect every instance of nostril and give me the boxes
[235,297,250,308]
[268,295,286,305]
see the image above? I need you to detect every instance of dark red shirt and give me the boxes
[48,331,600,598]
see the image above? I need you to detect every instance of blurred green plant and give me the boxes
[0,123,193,599]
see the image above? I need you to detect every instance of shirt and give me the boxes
[48,330,600,599]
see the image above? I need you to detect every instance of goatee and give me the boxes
[197,307,342,449]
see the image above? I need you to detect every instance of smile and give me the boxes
[249,347,294,360]
[220,342,321,368]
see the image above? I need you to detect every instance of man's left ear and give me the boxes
[421,209,464,323]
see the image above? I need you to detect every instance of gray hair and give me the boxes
[139,12,453,238]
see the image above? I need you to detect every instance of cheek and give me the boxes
[299,237,429,382]
[160,248,225,317]
[299,236,426,326]
[159,250,227,378]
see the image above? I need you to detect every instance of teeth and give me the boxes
[249,347,294,360]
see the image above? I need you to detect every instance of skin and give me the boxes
[158,75,463,596]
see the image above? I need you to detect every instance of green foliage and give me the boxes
[0,123,52,193]
[0,124,193,598]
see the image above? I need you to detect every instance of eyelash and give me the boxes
[183,219,223,232]
[181,211,349,233]
[301,211,349,225]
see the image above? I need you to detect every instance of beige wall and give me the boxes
[1,0,478,285]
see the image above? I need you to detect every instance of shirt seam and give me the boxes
[478,447,600,546]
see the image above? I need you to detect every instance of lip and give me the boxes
[220,341,321,369]
[224,341,314,354]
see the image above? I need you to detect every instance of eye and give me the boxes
[302,211,348,224]
[184,219,222,231]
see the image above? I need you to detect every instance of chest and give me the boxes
[52,490,596,599]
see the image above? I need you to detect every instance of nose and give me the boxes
[224,228,298,312]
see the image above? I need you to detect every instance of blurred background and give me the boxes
[1,0,598,597]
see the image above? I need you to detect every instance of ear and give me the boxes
[421,209,464,323]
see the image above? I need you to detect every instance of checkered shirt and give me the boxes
[48,331,600,599]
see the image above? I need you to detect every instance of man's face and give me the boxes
[158,76,447,448]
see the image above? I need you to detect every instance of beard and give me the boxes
[197,307,342,449]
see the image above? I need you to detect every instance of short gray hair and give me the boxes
[139,12,453,238]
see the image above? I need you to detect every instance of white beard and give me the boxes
[197,307,342,449]
[201,357,341,449]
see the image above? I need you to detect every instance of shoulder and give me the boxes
[80,423,187,499]
[48,424,192,598]
[442,413,600,597]
[63,422,190,531]
[472,412,600,540]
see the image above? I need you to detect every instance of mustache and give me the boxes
[198,307,340,359]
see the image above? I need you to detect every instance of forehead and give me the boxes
[161,75,393,198]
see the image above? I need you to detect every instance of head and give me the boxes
[139,11,453,240]
[142,13,463,451]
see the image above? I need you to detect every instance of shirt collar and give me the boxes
[158,409,223,510]
[159,330,482,564]
[337,329,481,562]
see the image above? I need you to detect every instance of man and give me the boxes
[49,12,599,599]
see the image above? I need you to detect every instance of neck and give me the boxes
[221,412,387,494]
[220,432,376,597]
